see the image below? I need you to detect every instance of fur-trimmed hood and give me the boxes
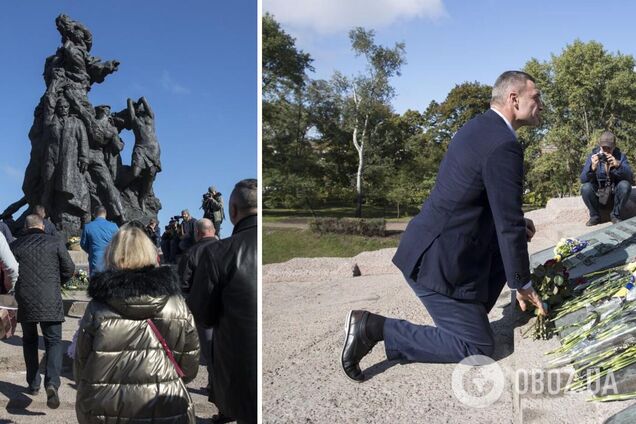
[89,266,182,319]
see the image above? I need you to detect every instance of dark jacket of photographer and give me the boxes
[580,147,634,187]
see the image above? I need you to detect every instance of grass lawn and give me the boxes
[263,227,400,264]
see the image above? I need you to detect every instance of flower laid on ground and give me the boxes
[527,259,571,340]
[63,269,90,291]
[553,238,588,262]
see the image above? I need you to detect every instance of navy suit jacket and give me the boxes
[392,109,530,302]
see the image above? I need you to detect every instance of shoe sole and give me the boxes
[340,310,364,383]
[46,387,60,409]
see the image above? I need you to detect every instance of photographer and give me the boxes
[160,217,180,263]
[202,186,225,237]
[144,218,161,247]
[580,131,633,226]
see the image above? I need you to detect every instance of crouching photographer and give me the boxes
[580,131,633,226]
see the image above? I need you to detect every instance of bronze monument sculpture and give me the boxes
[1,14,162,239]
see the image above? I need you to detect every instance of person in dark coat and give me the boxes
[33,205,57,237]
[178,218,217,397]
[188,179,257,424]
[179,218,218,294]
[340,71,548,382]
[10,214,74,408]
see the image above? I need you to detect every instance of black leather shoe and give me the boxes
[611,215,621,224]
[26,387,39,395]
[586,216,600,226]
[46,385,60,409]
[341,310,377,382]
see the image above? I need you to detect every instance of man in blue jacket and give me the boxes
[580,131,633,226]
[341,71,548,382]
[80,206,118,276]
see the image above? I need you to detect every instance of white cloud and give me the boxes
[2,165,22,181]
[265,0,446,34]
[160,71,191,95]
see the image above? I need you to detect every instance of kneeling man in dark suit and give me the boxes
[341,71,548,382]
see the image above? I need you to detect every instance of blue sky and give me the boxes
[0,1,256,237]
[265,0,636,113]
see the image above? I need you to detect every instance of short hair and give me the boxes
[104,225,158,271]
[196,218,215,234]
[149,218,157,225]
[33,205,46,218]
[94,205,107,217]
[181,209,190,215]
[491,71,536,105]
[25,214,43,229]
[231,178,257,212]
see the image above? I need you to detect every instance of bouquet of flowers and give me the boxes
[67,236,81,251]
[63,269,90,291]
[553,238,588,262]
[527,258,570,340]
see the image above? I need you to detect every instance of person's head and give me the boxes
[598,131,616,154]
[181,209,190,221]
[55,97,70,117]
[491,71,542,129]
[148,218,157,228]
[95,105,111,118]
[33,205,47,219]
[24,214,44,231]
[194,218,215,242]
[104,225,158,271]
[229,179,257,225]
[208,186,216,194]
[94,205,107,219]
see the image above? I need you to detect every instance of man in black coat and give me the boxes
[10,214,74,407]
[178,218,217,398]
[188,179,257,424]
[341,71,548,382]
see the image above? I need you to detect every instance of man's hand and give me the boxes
[525,218,535,242]
[516,286,548,316]
[607,153,619,169]
[591,153,600,171]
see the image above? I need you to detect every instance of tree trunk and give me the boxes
[353,114,368,218]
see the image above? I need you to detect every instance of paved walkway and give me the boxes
[0,315,219,423]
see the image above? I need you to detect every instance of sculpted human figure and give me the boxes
[127,97,162,210]
[41,95,90,227]
[76,104,126,223]
[5,15,163,238]
[20,14,120,235]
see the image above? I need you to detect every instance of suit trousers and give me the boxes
[384,267,506,363]
[21,321,63,390]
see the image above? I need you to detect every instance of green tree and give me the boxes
[262,14,318,208]
[334,28,406,217]
[522,40,636,203]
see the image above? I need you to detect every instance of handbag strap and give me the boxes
[146,318,185,378]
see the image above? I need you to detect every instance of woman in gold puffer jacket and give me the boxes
[73,225,199,423]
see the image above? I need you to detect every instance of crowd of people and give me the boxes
[0,179,257,423]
